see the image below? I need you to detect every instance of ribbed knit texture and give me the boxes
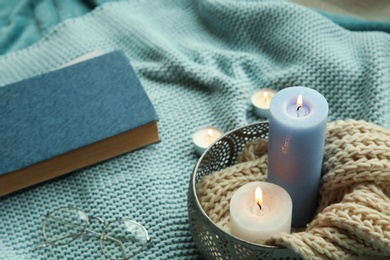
[0,1,390,259]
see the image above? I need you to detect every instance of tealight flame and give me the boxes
[263,91,269,100]
[296,95,303,110]
[206,129,214,143]
[255,187,262,210]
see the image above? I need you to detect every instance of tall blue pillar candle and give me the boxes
[267,86,328,228]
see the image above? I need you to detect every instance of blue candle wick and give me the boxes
[296,105,303,117]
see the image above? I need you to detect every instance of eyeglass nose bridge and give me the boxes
[89,216,105,225]
[81,216,107,239]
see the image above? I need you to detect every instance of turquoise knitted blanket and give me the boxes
[1,0,390,259]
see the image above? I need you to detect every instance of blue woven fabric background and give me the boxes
[0,0,390,259]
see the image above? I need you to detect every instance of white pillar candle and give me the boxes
[192,127,223,155]
[251,88,277,118]
[230,181,292,244]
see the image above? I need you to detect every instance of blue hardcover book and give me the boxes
[0,50,159,196]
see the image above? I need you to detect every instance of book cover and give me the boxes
[0,50,160,196]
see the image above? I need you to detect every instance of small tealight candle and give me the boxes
[230,181,292,244]
[192,127,223,155]
[251,88,277,118]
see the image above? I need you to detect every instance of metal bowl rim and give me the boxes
[190,121,284,249]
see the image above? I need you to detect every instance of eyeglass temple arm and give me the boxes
[35,216,128,257]
[35,233,79,250]
[35,229,127,255]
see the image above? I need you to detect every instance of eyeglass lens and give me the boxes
[43,207,88,246]
[101,220,149,260]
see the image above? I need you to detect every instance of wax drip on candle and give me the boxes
[255,186,262,210]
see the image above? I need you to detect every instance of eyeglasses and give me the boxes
[36,206,151,259]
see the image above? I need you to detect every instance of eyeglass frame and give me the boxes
[36,206,151,260]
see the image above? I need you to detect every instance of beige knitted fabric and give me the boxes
[196,120,390,260]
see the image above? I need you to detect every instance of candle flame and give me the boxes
[255,187,262,208]
[206,128,214,143]
[207,129,213,137]
[297,95,303,109]
[263,91,268,99]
